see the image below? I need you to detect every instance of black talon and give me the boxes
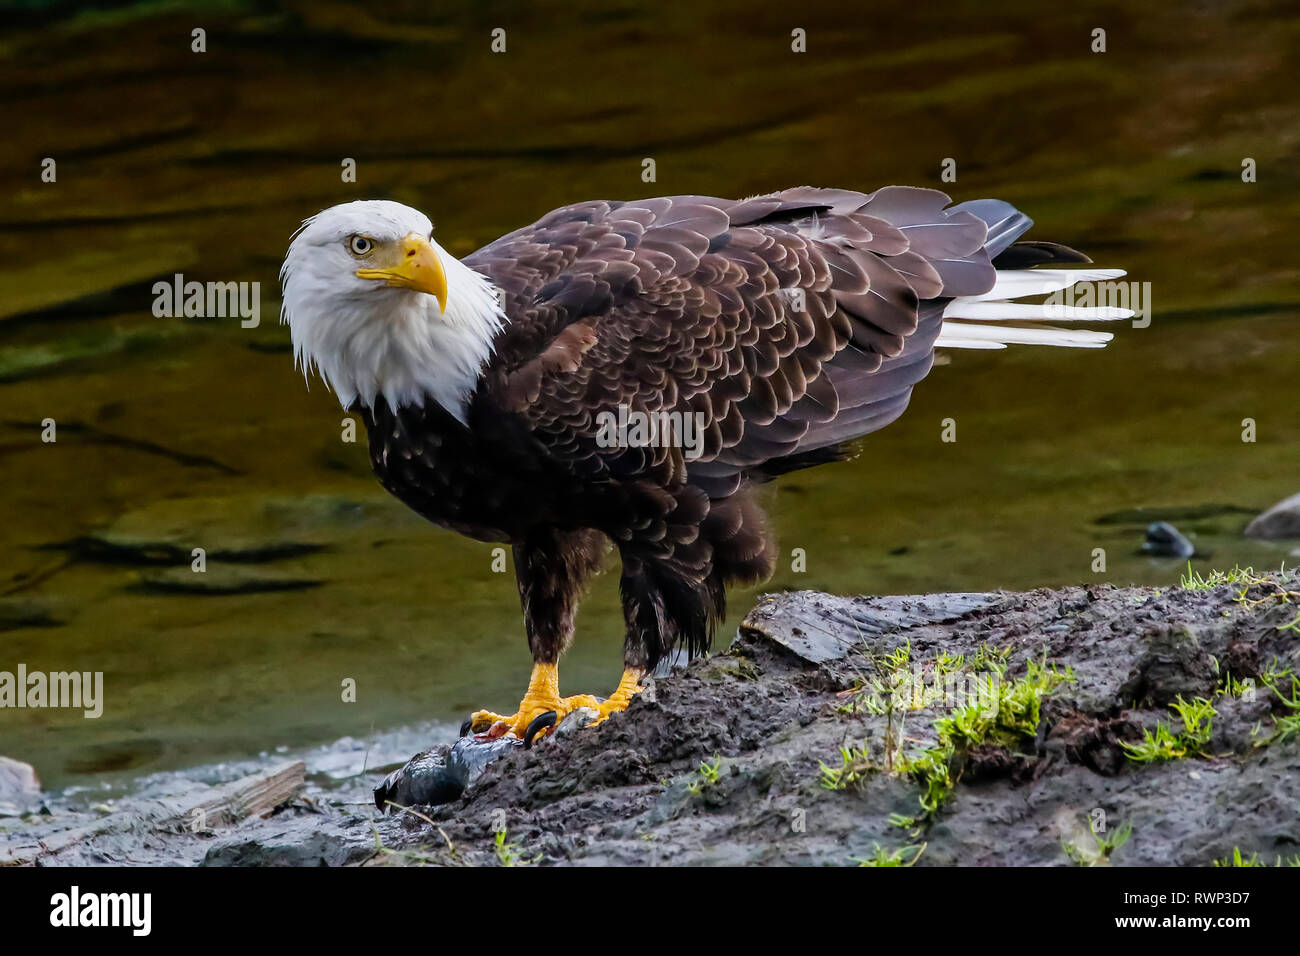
[459,717,474,737]
[523,711,558,749]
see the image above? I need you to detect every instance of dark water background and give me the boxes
[1,0,1298,789]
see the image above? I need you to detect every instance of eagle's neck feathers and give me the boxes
[285,242,505,425]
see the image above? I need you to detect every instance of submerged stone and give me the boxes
[1245,492,1300,540]
[1141,521,1196,558]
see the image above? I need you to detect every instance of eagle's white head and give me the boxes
[280,199,505,423]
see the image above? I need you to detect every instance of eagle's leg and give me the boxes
[589,550,716,726]
[466,529,607,740]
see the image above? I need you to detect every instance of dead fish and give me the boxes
[373,734,521,811]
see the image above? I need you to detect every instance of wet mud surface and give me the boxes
[7,574,1297,866]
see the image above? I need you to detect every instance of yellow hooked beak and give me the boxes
[356,233,448,312]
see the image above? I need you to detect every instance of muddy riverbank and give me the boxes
[7,571,1298,867]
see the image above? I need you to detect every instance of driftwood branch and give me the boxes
[161,760,306,830]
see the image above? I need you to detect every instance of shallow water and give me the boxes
[1,1,1298,790]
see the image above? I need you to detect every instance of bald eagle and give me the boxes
[281,187,1128,745]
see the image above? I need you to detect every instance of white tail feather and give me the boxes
[937,267,1125,350]
[943,303,1133,321]
[957,268,1127,302]
[936,322,1112,348]
[930,337,1006,350]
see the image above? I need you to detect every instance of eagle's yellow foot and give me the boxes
[463,664,644,746]
[586,668,646,727]
[463,663,598,744]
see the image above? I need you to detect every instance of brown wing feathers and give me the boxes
[466,186,1006,497]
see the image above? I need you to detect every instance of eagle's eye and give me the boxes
[347,235,375,257]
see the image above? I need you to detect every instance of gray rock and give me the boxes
[1142,520,1196,558]
[203,827,374,867]
[741,590,1002,663]
[1245,492,1300,539]
[0,756,41,817]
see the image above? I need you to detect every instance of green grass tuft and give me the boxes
[854,842,927,867]
[685,755,723,795]
[1064,817,1133,866]
[1214,847,1300,867]
[494,827,540,867]
[1121,696,1215,762]
[891,656,1074,824]
[819,743,877,791]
